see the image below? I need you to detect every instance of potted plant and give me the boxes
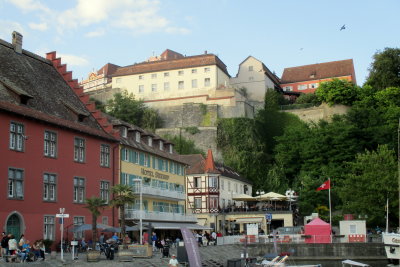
[110,184,136,261]
[84,196,107,262]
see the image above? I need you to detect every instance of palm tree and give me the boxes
[110,184,136,247]
[84,196,107,249]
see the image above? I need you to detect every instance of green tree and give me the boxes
[84,196,107,249]
[110,184,136,247]
[106,91,161,130]
[365,47,400,90]
[339,145,398,226]
[315,78,359,106]
[295,93,321,105]
[162,134,204,155]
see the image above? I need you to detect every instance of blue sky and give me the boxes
[1,0,399,85]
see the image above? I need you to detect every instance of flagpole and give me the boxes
[328,178,332,228]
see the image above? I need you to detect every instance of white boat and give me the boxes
[383,232,400,263]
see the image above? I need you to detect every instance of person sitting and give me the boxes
[17,240,30,262]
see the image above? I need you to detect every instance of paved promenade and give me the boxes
[0,245,243,267]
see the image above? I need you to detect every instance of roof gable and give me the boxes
[0,37,116,140]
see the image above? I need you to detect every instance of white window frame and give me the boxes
[100,181,110,204]
[73,177,85,203]
[164,72,169,77]
[164,82,170,91]
[135,132,141,142]
[194,198,202,209]
[178,70,184,76]
[151,84,157,92]
[43,173,57,202]
[192,79,198,88]
[192,69,197,74]
[204,78,211,87]
[100,144,110,167]
[8,168,24,199]
[248,66,253,71]
[139,75,144,80]
[204,67,210,73]
[148,137,153,146]
[151,73,157,79]
[139,85,144,93]
[44,130,57,158]
[298,84,308,90]
[73,216,85,239]
[178,81,184,89]
[74,137,85,162]
[9,122,24,151]
[159,140,163,150]
[44,216,55,240]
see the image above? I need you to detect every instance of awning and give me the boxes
[235,217,263,223]
[145,222,212,230]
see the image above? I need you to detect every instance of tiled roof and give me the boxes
[281,59,355,84]
[113,53,230,77]
[105,114,187,164]
[183,153,252,185]
[0,38,116,141]
[97,63,120,76]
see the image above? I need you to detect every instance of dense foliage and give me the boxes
[103,91,162,131]
[315,78,359,106]
[217,49,400,226]
[365,47,400,90]
[163,134,204,156]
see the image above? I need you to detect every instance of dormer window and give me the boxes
[148,137,152,146]
[120,127,127,138]
[159,140,163,151]
[135,131,141,142]
[169,144,173,154]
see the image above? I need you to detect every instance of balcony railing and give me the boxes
[132,185,185,201]
[125,209,197,222]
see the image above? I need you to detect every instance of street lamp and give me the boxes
[133,178,143,244]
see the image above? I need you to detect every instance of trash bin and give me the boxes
[177,244,188,263]
[227,258,242,267]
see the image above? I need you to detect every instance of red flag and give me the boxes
[316,180,330,191]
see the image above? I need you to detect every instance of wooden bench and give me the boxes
[3,254,18,262]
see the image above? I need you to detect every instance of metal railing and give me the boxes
[132,184,185,200]
[125,209,197,222]
[217,234,383,245]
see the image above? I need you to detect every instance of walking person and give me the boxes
[151,232,157,251]
[211,231,217,245]
[0,232,7,259]
[8,235,18,262]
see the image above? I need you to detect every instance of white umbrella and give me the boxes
[257,192,288,201]
[232,193,255,201]
[72,223,111,232]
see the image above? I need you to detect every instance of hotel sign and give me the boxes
[141,168,169,180]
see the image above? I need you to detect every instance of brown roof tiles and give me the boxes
[113,53,230,77]
[281,59,356,84]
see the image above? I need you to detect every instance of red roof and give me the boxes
[281,59,356,84]
[204,149,218,173]
[97,63,120,76]
[113,53,230,77]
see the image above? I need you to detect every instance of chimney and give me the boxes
[12,31,23,54]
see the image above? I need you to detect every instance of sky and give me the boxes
[1,0,399,85]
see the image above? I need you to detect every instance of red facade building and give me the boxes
[280,59,357,94]
[0,33,119,245]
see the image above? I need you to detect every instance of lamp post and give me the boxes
[133,178,143,244]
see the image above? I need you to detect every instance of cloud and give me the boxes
[28,22,48,31]
[6,0,50,13]
[57,53,89,67]
[85,28,106,38]
[56,0,188,35]
[165,27,190,35]
[0,20,25,41]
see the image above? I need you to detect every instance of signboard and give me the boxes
[265,213,272,221]
[56,214,70,218]
[246,223,258,236]
[180,227,201,267]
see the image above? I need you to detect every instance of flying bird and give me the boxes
[340,24,346,31]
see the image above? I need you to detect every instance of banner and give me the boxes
[180,227,202,267]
